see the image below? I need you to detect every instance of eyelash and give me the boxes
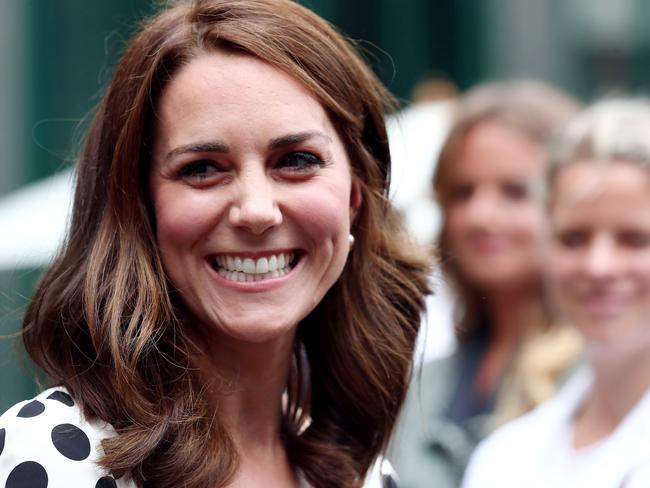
[175,150,326,185]
[555,231,650,249]
[446,182,530,202]
[502,182,529,200]
[275,151,326,173]
[176,159,223,181]
[556,231,588,248]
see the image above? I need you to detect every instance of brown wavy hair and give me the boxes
[22,1,430,487]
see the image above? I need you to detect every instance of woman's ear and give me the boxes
[349,178,363,222]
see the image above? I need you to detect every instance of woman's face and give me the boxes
[149,50,360,346]
[443,121,544,289]
[548,160,650,359]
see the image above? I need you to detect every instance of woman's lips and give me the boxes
[466,236,510,255]
[575,293,627,316]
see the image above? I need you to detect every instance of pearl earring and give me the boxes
[348,233,355,248]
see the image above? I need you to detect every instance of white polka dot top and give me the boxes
[0,387,125,488]
[0,388,399,487]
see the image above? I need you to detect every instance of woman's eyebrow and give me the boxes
[165,141,230,161]
[268,131,331,149]
[163,131,331,161]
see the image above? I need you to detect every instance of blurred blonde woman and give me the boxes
[390,81,582,488]
[463,99,650,487]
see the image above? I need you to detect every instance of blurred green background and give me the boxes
[3,0,650,411]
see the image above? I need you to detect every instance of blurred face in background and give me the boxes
[442,121,545,290]
[548,160,650,360]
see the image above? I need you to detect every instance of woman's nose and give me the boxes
[584,235,618,280]
[465,189,499,226]
[228,171,282,235]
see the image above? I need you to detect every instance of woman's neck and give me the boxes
[574,348,650,449]
[195,331,299,487]
[473,284,542,396]
[190,326,296,443]
[486,283,542,344]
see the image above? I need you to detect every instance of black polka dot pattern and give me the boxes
[47,390,74,407]
[16,400,45,418]
[51,423,91,461]
[96,476,118,488]
[0,389,137,486]
[6,461,48,488]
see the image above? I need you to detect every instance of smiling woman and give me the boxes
[0,1,430,487]
[149,51,360,346]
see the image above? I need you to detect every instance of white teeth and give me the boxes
[256,257,269,274]
[243,258,255,273]
[213,251,297,282]
[222,268,289,282]
[219,253,293,273]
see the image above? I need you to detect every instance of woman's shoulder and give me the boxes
[0,387,126,487]
[461,371,589,488]
[406,349,466,408]
[460,411,546,487]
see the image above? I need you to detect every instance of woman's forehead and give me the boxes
[551,159,650,213]
[151,51,337,155]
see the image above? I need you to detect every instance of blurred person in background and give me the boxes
[390,80,582,488]
[463,99,650,487]
[0,1,430,486]
[410,75,458,105]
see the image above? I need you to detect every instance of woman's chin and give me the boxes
[205,315,301,346]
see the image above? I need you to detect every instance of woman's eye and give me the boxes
[619,231,650,248]
[556,230,589,248]
[448,184,473,202]
[177,159,223,182]
[276,151,325,173]
[502,182,529,200]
